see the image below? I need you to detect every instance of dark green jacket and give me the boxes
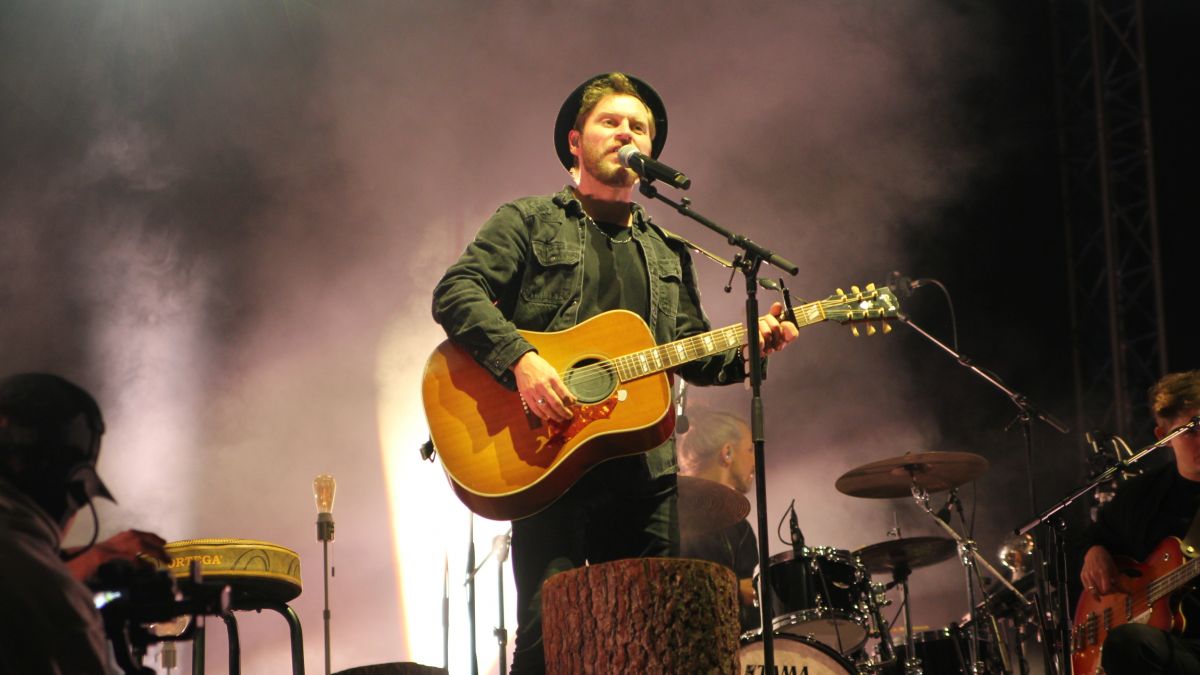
[432,186,748,477]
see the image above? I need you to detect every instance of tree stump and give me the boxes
[542,557,739,674]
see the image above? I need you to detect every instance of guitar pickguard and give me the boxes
[529,394,620,460]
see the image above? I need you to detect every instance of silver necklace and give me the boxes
[588,217,633,244]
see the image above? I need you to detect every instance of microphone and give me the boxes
[1084,430,1109,457]
[935,490,960,524]
[886,270,926,298]
[935,497,953,524]
[618,146,692,190]
[789,505,805,551]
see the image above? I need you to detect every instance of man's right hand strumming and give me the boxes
[512,351,575,423]
[1080,545,1122,599]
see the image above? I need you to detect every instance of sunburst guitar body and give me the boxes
[422,284,900,520]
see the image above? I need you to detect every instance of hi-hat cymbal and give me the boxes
[855,536,957,575]
[677,475,751,537]
[835,451,988,499]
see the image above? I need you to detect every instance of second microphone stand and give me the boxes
[898,311,1069,674]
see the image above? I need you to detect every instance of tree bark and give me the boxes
[542,557,739,674]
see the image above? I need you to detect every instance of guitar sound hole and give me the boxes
[563,359,617,404]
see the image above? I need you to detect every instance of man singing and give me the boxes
[432,72,798,673]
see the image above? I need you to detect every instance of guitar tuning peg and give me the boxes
[836,288,845,297]
[851,285,861,295]
[882,323,893,334]
[867,324,877,336]
[866,282,876,291]
[851,325,860,337]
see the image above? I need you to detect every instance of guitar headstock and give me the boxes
[822,283,901,336]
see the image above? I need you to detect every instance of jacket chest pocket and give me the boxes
[651,257,683,323]
[521,239,581,305]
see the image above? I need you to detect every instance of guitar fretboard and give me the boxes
[609,302,827,382]
[1149,552,1200,604]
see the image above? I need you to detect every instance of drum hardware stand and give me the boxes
[640,178,800,673]
[912,483,1026,674]
[864,579,897,669]
[873,519,922,675]
[891,561,921,675]
[896,311,1069,674]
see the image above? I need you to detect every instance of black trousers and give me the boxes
[1101,623,1200,674]
[508,459,679,675]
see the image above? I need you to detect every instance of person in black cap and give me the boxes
[432,72,797,673]
[0,372,167,674]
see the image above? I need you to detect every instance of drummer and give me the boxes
[678,407,760,632]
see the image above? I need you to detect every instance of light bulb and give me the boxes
[313,474,336,514]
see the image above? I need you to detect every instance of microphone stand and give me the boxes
[317,512,335,675]
[466,515,478,675]
[1017,416,1199,535]
[897,313,1069,674]
[493,531,512,675]
[463,524,513,675]
[442,555,450,671]
[639,179,799,671]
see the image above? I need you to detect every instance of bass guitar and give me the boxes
[1072,536,1200,674]
[422,284,899,520]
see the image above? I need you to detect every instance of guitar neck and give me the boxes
[609,301,826,382]
[1151,552,1200,603]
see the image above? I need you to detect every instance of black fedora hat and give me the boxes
[553,73,668,171]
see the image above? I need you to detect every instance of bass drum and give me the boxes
[739,631,857,674]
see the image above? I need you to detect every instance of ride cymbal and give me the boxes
[835,451,988,499]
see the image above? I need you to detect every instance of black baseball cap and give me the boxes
[0,373,114,507]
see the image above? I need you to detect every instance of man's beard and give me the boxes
[581,144,637,188]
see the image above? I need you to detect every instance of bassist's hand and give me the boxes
[1081,545,1122,598]
[513,351,575,423]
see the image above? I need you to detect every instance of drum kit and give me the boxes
[683,450,1035,675]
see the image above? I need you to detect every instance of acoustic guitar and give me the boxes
[422,284,900,520]
[1072,536,1200,674]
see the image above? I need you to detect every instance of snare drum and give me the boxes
[761,547,871,653]
[739,630,857,674]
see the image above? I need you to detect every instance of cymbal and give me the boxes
[677,475,751,537]
[855,536,957,575]
[835,451,988,499]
